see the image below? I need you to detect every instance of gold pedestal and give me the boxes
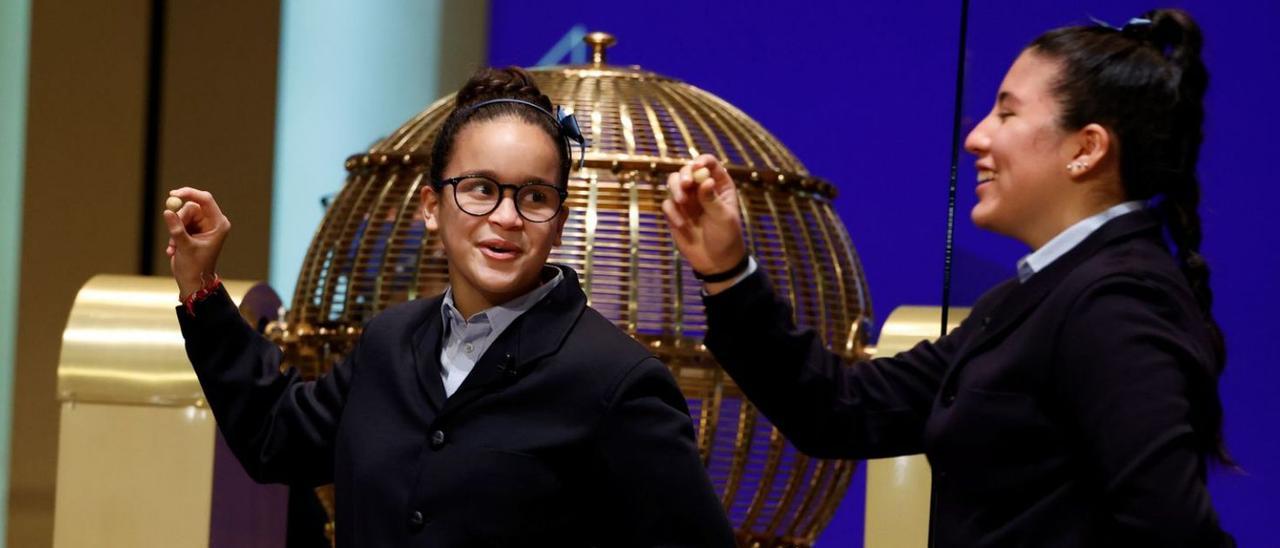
[864,306,970,548]
[53,275,287,548]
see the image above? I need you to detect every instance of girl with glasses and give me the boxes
[166,67,733,547]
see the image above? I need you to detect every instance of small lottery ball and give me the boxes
[692,167,711,182]
[165,196,184,212]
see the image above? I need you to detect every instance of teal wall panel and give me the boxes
[270,0,452,302]
[0,0,32,544]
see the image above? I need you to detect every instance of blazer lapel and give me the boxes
[438,264,588,419]
[954,209,1162,364]
[410,294,449,412]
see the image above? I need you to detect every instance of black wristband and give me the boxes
[692,254,751,283]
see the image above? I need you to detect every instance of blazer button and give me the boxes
[430,430,446,449]
[409,510,426,528]
[942,393,956,406]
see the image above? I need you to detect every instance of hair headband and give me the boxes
[458,98,589,170]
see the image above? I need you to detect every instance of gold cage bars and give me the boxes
[270,32,872,547]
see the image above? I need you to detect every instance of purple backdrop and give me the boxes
[489,1,1280,544]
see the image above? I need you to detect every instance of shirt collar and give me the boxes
[1016,200,1145,283]
[440,266,565,335]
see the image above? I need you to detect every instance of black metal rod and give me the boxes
[941,0,970,338]
[933,1,971,547]
[139,0,166,275]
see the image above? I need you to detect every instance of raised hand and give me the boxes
[661,154,748,292]
[162,187,231,300]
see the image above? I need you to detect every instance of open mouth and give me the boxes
[478,239,522,260]
[976,170,996,184]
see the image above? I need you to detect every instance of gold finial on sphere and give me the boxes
[584,31,616,65]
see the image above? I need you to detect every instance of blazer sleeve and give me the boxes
[1052,274,1233,547]
[177,285,354,486]
[703,268,968,459]
[590,357,737,548]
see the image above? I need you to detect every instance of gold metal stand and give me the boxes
[863,305,969,548]
[53,275,286,548]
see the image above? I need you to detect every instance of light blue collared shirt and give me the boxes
[439,266,564,397]
[1016,200,1145,283]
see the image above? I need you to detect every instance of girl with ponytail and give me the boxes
[666,8,1234,546]
[168,67,734,546]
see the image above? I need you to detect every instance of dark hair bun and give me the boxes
[1142,9,1204,62]
[429,66,572,187]
[454,66,554,113]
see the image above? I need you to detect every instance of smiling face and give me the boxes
[421,117,567,315]
[964,50,1079,249]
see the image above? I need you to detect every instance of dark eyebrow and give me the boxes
[459,170,553,186]
[997,91,1021,108]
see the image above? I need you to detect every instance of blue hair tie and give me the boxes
[1088,15,1151,32]
[1121,17,1153,35]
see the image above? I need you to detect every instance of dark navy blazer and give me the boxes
[179,265,734,547]
[704,211,1233,547]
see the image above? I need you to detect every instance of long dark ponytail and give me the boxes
[1030,9,1231,466]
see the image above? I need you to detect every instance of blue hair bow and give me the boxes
[556,106,587,170]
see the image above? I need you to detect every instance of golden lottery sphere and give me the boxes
[272,32,872,547]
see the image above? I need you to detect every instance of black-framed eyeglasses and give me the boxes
[436,175,567,223]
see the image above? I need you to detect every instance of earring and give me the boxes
[1066,160,1090,172]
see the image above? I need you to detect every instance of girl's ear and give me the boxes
[421,185,441,231]
[1064,122,1112,180]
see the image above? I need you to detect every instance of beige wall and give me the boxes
[148,1,281,278]
[13,1,152,544]
[11,1,281,546]
[439,0,493,93]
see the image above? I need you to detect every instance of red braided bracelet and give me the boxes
[182,273,222,317]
